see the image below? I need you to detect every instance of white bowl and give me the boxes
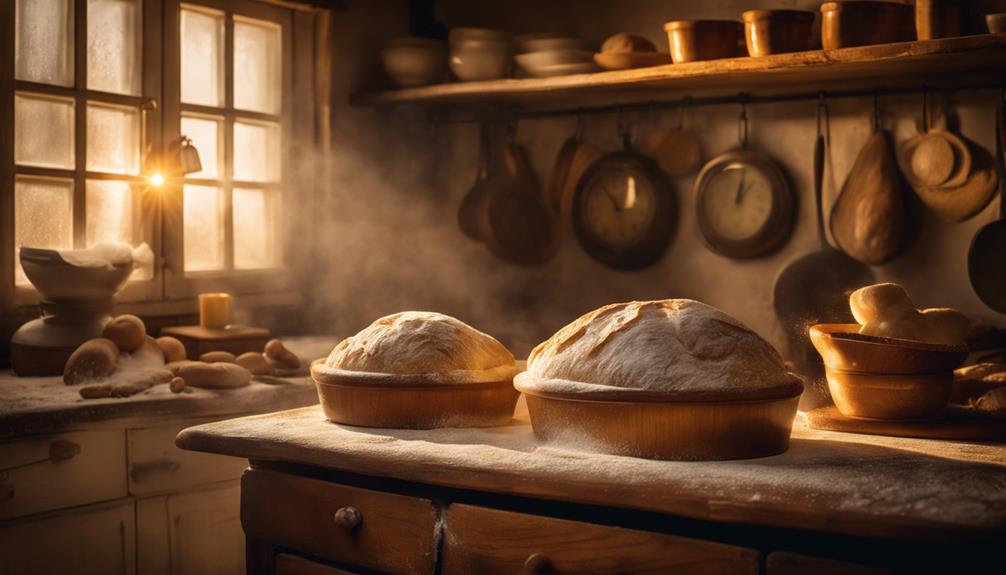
[518,37,588,53]
[449,27,511,45]
[386,36,446,49]
[382,44,448,87]
[524,61,599,78]
[450,37,514,52]
[516,49,593,71]
[450,47,512,81]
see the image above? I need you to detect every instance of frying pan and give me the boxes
[458,123,492,241]
[967,95,1006,313]
[773,98,875,390]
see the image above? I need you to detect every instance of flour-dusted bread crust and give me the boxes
[526,300,790,393]
[324,311,517,384]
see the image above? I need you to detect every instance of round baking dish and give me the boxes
[513,373,804,460]
[311,361,520,429]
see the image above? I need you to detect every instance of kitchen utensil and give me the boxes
[988,13,1006,33]
[546,123,582,218]
[515,373,803,460]
[641,105,701,177]
[914,139,997,222]
[11,246,135,376]
[664,20,744,63]
[968,92,1006,313]
[548,124,602,221]
[830,99,905,265]
[312,361,519,429]
[773,97,875,394]
[481,126,557,266]
[807,406,1006,440]
[809,324,968,375]
[820,1,914,50]
[898,130,970,189]
[381,38,448,87]
[458,124,492,241]
[915,0,963,40]
[742,10,815,57]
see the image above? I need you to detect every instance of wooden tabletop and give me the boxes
[177,404,1006,544]
[0,336,334,438]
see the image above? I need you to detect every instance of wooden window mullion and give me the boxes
[73,0,87,249]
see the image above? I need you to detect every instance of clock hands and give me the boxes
[733,169,747,205]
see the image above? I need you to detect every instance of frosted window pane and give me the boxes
[14,177,74,285]
[181,8,224,107]
[234,188,279,269]
[15,93,75,169]
[234,18,281,114]
[87,103,140,174]
[86,180,134,246]
[15,0,74,86]
[233,121,280,182]
[180,115,222,178]
[87,0,141,95]
[184,185,224,271]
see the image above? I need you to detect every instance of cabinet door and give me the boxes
[128,421,248,496]
[136,481,244,575]
[0,499,136,575]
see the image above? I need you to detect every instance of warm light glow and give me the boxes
[149,173,165,186]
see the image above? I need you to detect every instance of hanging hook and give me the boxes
[616,107,632,148]
[817,92,826,137]
[873,91,881,133]
[922,85,929,132]
[737,96,749,149]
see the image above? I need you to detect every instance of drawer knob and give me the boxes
[525,553,552,573]
[333,506,362,530]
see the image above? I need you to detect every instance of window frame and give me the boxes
[1,0,164,310]
[162,0,295,300]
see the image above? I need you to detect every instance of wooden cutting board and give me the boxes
[806,406,1006,441]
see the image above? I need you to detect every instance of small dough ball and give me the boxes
[199,350,237,364]
[264,339,300,369]
[64,338,119,385]
[175,361,251,389]
[976,387,1006,415]
[850,283,914,326]
[101,314,147,353]
[600,33,656,54]
[169,376,186,393]
[155,336,187,362]
[920,308,970,347]
[860,307,927,341]
[236,352,273,375]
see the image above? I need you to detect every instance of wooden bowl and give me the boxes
[663,20,744,64]
[514,373,803,461]
[742,10,815,57]
[820,1,914,50]
[311,362,520,429]
[809,324,969,375]
[825,368,952,420]
[988,13,1006,34]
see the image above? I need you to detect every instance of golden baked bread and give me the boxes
[850,283,970,346]
[324,311,516,384]
[600,33,657,54]
[523,300,791,394]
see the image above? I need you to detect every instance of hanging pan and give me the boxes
[968,88,1006,313]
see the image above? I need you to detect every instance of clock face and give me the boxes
[580,168,657,249]
[701,163,774,240]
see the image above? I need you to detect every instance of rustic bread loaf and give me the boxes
[525,300,789,393]
[850,283,970,346]
[325,311,516,383]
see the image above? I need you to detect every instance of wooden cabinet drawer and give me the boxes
[766,551,892,575]
[442,504,761,575]
[0,429,127,520]
[127,421,247,496]
[241,469,438,575]
[276,554,361,575]
[0,498,136,575]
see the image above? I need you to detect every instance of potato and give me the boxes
[155,336,187,363]
[101,314,147,353]
[236,352,273,375]
[264,339,300,369]
[64,338,119,385]
[169,376,186,393]
[175,361,251,389]
[199,350,237,364]
[849,283,913,326]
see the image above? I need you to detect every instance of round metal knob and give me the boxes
[333,506,362,530]
[524,552,551,573]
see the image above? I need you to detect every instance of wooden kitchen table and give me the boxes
[177,404,1006,575]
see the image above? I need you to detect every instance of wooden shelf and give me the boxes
[351,35,1006,112]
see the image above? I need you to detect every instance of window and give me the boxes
[2,0,309,310]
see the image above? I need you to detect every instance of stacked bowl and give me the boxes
[381,37,448,87]
[514,34,596,78]
[449,28,514,81]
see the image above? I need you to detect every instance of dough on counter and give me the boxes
[155,336,187,363]
[524,300,791,393]
[850,283,913,325]
[850,283,970,346]
[325,311,516,383]
[175,361,251,389]
[101,314,147,353]
[64,338,119,385]
[976,387,1006,416]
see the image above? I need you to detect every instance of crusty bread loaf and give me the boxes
[526,300,789,392]
[850,283,970,346]
[325,311,516,382]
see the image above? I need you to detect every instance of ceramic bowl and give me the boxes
[382,41,448,87]
[449,27,511,45]
[742,10,816,57]
[809,324,969,375]
[517,37,588,53]
[824,368,953,420]
[515,49,593,71]
[664,20,744,63]
[450,46,513,81]
[820,1,914,49]
[20,247,133,302]
[987,13,1006,34]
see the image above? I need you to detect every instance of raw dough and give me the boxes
[155,336,187,363]
[236,352,274,375]
[175,361,252,389]
[64,338,119,385]
[101,314,146,353]
[850,283,969,346]
[265,339,301,369]
[601,33,656,53]
[525,300,790,392]
[199,351,237,364]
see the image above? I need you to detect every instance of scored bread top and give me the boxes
[526,300,790,393]
[325,311,516,383]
